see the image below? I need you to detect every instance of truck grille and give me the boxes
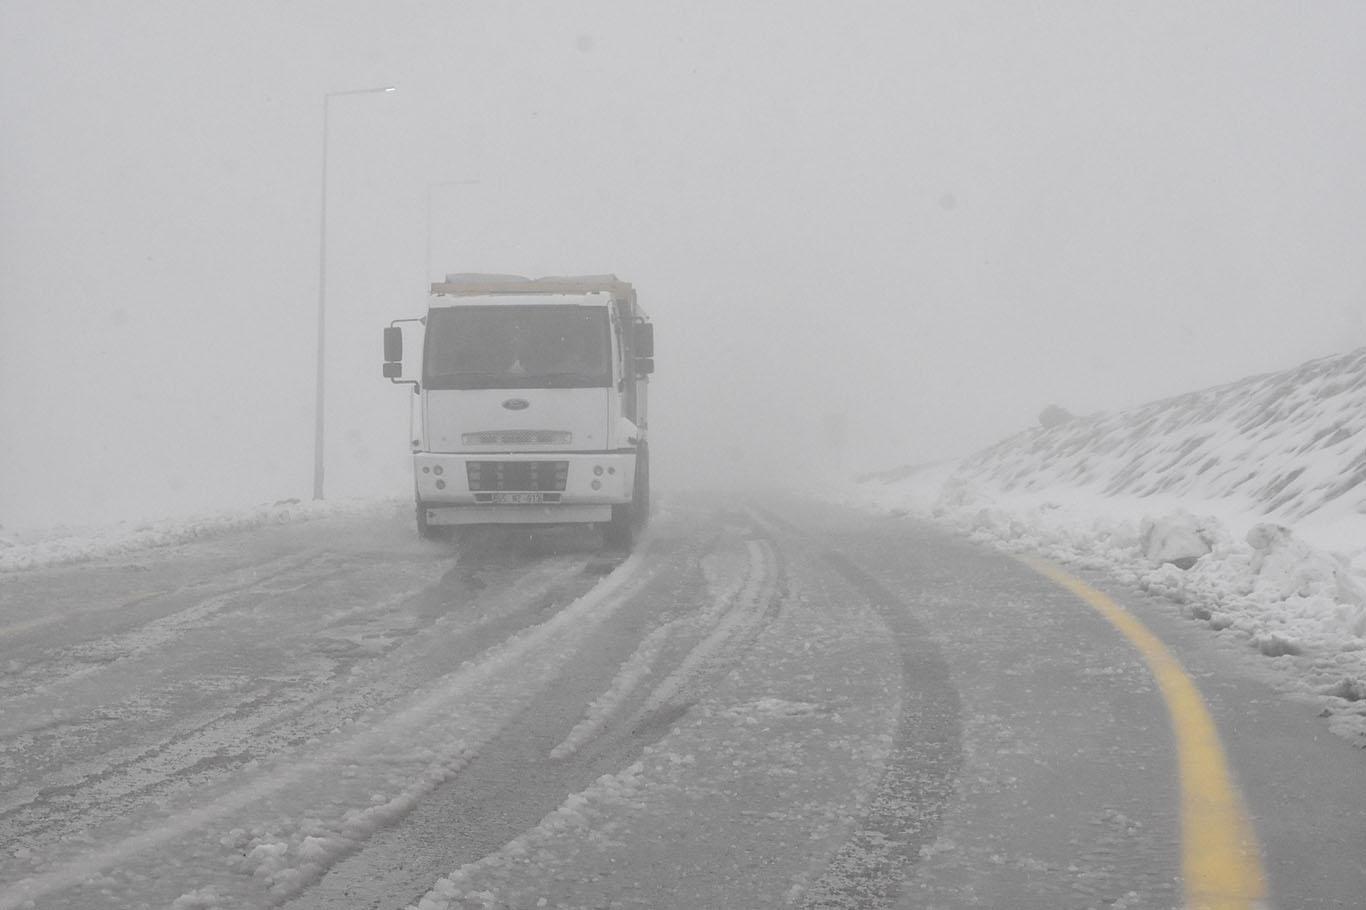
[466,461,569,492]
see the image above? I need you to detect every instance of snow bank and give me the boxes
[0,498,396,573]
[846,347,1366,746]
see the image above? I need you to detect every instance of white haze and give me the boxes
[3,1,1365,531]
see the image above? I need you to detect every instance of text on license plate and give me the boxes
[491,492,545,504]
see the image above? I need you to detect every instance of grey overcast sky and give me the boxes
[3,1,1364,529]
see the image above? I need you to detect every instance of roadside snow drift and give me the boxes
[0,499,388,573]
[850,347,1366,746]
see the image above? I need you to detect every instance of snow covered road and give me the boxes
[2,497,1364,908]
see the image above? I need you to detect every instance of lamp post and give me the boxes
[314,85,395,501]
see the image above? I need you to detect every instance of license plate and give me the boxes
[491,492,545,505]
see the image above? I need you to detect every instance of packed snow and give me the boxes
[843,347,1366,746]
[403,537,899,910]
[0,532,651,909]
[0,498,386,573]
[3,506,912,909]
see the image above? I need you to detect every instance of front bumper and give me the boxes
[414,451,636,525]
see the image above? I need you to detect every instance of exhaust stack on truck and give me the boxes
[383,274,653,547]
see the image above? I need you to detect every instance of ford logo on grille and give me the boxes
[502,398,531,411]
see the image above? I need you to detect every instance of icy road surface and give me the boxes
[2,497,1363,909]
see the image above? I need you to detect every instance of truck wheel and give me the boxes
[603,447,648,549]
[603,504,634,549]
[416,502,450,541]
[636,444,650,527]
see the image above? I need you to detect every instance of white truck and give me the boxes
[383,274,653,547]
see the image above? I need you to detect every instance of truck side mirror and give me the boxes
[637,357,654,376]
[635,322,654,358]
[383,326,403,362]
[382,362,403,379]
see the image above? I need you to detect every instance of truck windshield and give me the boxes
[423,304,612,390]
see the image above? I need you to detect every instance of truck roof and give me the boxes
[431,274,635,298]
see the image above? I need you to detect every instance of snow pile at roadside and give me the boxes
[0,498,393,573]
[850,347,1366,745]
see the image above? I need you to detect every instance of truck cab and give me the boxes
[384,274,653,547]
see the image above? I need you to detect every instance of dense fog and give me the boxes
[3,2,1364,531]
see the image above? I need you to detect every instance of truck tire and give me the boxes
[603,504,634,549]
[637,443,650,526]
[603,445,648,550]
[416,502,450,541]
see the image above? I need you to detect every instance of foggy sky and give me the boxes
[3,1,1365,530]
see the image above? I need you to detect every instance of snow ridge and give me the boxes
[961,347,1366,522]
[851,347,1366,746]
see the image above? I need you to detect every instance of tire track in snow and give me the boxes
[0,550,328,643]
[630,536,782,728]
[548,529,782,760]
[748,504,963,910]
[0,545,656,910]
[0,583,440,844]
[548,620,678,760]
[289,515,787,910]
[797,550,962,910]
[0,550,336,710]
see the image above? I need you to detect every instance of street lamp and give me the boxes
[313,85,395,501]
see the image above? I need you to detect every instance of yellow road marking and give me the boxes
[1020,555,1268,910]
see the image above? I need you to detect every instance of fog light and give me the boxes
[593,465,604,476]
[433,465,444,476]
[435,479,446,490]
[422,466,431,473]
[608,467,616,475]
[591,479,602,490]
